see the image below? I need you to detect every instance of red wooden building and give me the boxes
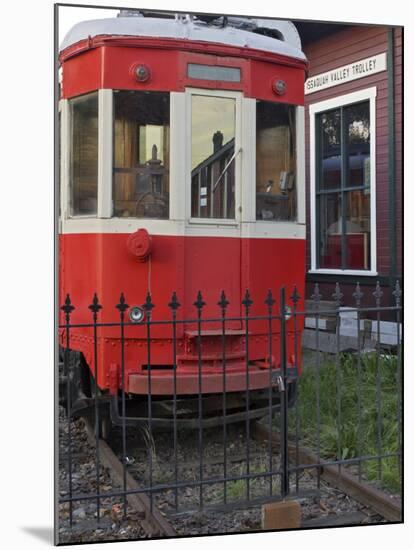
[295,22,402,307]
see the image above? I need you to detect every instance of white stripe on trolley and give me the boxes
[60,217,306,239]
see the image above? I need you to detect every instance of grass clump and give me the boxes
[287,351,401,493]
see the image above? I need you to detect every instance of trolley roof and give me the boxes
[60,14,306,62]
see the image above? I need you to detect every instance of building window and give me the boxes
[191,94,236,219]
[310,89,376,273]
[256,101,296,221]
[113,91,170,219]
[69,92,98,216]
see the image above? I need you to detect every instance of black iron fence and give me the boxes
[58,281,402,530]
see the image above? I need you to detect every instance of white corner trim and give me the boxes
[170,92,186,221]
[98,89,113,218]
[309,86,377,274]
[309,106,317,270]
[241,97,256,223]
[59,99,69,223]
[296,106,306,225]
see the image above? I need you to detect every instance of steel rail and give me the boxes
[83,420,176,538]
[252,421,402,522]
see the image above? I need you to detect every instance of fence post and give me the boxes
[194,290,205,510]
[169,291,180,511]
[242,289,253,501]
[89,293,102,522]
[116,292,129,518]
[61,294,74,527]
[279,287,289,497]
[143,292,155,512]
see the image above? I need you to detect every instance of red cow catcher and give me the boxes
[58,11,307,428]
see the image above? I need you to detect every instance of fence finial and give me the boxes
[332,282,343,306]
[169,291,180,311]
[116,292,129,314]
[290,285,300,305]
[194,290,205,310]
[353,282,363,307]
[88,293,102,316]
[242,289,253,313]
[61,293,75,316]
[373,281,383,307]
[265,289,275,309]
[311,283,322,306]
[143,292,155,312]
[393,280,402,307]
[218,290,229,310]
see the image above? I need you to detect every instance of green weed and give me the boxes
[284,351,401,493]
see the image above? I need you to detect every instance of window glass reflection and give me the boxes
[318,192,342,269]
[316,100,371,270]
[319,109,341,191]
[69,92,98,216]
[346,102,370,188]
[113,91,170,219]
[256,101,296,221]
[345,189,371,269]
[191,95,236,219]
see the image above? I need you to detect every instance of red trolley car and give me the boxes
[58,11,307,426]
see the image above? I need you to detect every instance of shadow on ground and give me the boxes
[21,527,54,544]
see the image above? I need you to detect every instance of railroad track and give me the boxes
[96,420,400,533]
[82,419,176,538]
[251,421,402,523]
[58,411,401,542]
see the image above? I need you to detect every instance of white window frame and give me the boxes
[62,90,184,236]
[250,104,305,236]
[98,89,113,218]
[59,98,69,222]
[185,87,243,227]
[309,87,377,276]
[64,91,101,219]
[60,89,307,240]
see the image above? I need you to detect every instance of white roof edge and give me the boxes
[60,16,306,61]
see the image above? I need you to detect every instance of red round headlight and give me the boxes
[126,228,152,262]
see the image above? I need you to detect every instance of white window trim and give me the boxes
[185,87,243,228]
[250,103,306,230]
[61,89,307,239]
[59,99,69,223]
[98,89,113,218]
[296,105,306,225]
[170,92,186,221]
[309,86,377,276]
[240,97,256,223]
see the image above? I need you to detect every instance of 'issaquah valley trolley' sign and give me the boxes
[305,52,387,94]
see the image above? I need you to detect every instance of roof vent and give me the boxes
[253,27,284,41]
[117,9,143,18]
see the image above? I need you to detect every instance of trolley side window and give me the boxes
[256,101,296,221]
[69,92,98,216]
[191,95,236,219]
[113,91,170,219]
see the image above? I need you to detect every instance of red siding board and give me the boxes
[305,28,387,59]
[306,31,387,68]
